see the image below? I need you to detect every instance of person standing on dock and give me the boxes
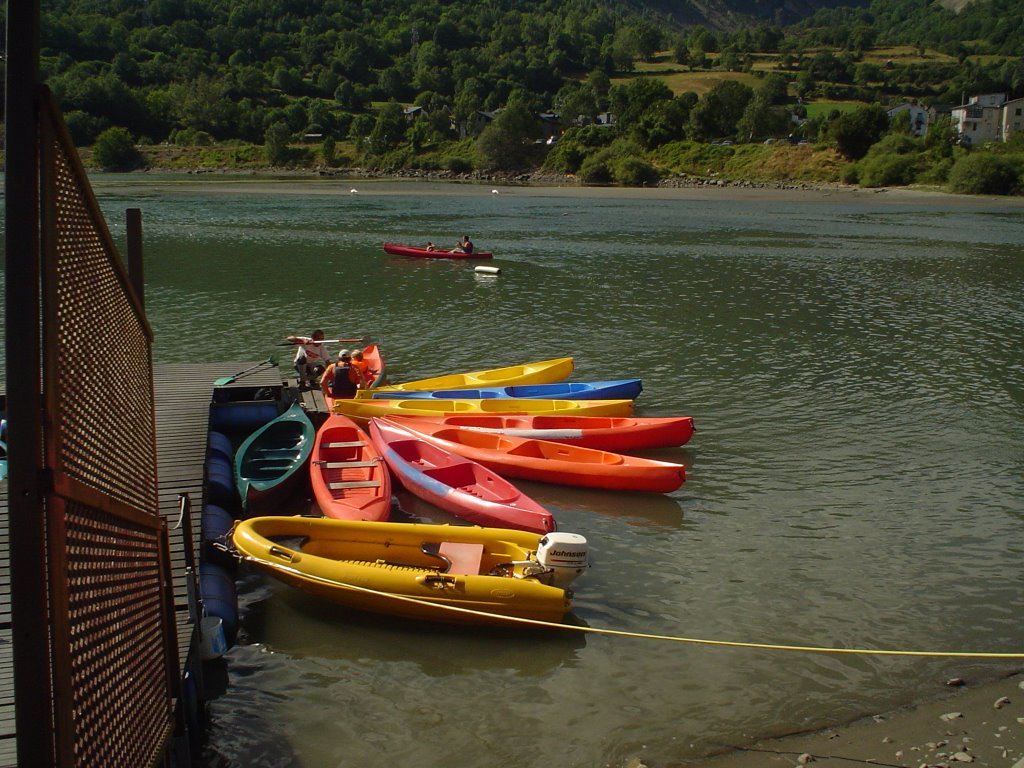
[286,329,329,389]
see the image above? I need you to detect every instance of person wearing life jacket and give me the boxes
[320,349,357,399]
[348,348,373,389]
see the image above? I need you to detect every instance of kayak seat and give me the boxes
[421,542,484,575]
[441,542,484,575]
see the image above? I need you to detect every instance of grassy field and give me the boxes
[804,101,865,119]
[648,140,846,183]
[613,66,762,96]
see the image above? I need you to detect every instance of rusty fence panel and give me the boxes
[20,86,178,767]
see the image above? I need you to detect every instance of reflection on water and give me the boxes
[10,179,1020,768]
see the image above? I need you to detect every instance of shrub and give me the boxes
[543,141,587,174]
[92,127,144,171]
[446,156,473,174]
[612,156,660,186]
[856,153,919,187]
[578,150,614,183]
[947,153,1022,195]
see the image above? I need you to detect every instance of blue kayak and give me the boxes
[371,378,642,401]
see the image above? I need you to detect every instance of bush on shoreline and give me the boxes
[65,133,1024,197]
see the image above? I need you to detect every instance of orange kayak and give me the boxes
[383,417,686,493]
[369,417,555,534]
[383,414,695,453]
[311,414,392,521]
[360,343,386,389]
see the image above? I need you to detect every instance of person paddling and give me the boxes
[452,235,474,254]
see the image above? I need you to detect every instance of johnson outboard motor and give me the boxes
[535,532,589,590]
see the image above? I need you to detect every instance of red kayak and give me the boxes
[311,414,392,521]
[384,416,686,493]
[369,417,555,534]
[383,242,493,259]
[384,414,694,453]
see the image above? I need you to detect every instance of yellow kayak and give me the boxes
[332,397,634,424]
[357,356,574,399]
[232,516,589,625]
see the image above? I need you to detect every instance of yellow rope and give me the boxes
[251,558,1024,659]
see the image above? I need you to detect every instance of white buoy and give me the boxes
[350,188,358,194]
[475,265,501,275]
[491,189,499,195]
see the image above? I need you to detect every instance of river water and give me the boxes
[5,177,1024,767]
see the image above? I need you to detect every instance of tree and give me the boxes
[368,101,407,154]
[688,80,754,141]
[92,127,144,171]
[476,103,541,171]
[264,121,292,165]
[830,104,890,159]
[737,95,790,142]
[608,77,673,128]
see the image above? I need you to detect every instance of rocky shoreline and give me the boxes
[307,165,854,193]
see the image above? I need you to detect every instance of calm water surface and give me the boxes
[5,178,1024,767]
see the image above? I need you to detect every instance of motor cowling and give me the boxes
[536,532,588,590]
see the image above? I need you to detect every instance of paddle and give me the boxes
[275,336,371,347]
[214,357,276,387]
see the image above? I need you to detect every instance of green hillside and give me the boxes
[12,0,1024,193]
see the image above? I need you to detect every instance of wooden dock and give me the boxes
[0,360,324,766]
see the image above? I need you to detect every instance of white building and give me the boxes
[949,93,1024,145]
[887,103,929,136]
[1000,97,1024,141]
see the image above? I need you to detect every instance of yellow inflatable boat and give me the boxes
[231,516,589,626]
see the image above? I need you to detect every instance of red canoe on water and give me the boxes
[382,416,686,493]
[369,417,555,534]
[384,414,695,453]
[311,414,392,521]
[383,242,494,259]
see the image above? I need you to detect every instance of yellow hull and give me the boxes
[333,397,634,424]
[357,357,574,399]
[232,516,572,625]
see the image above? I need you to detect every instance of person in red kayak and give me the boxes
[452,235,473,254]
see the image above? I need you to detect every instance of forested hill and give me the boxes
[635,0,867,30]
[18,0,1024,154]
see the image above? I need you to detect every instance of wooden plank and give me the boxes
[314,460,380,469]
[327,479,382,489]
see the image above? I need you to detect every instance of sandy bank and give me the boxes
[89,171,1024,209]
[681,671,1024,768]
